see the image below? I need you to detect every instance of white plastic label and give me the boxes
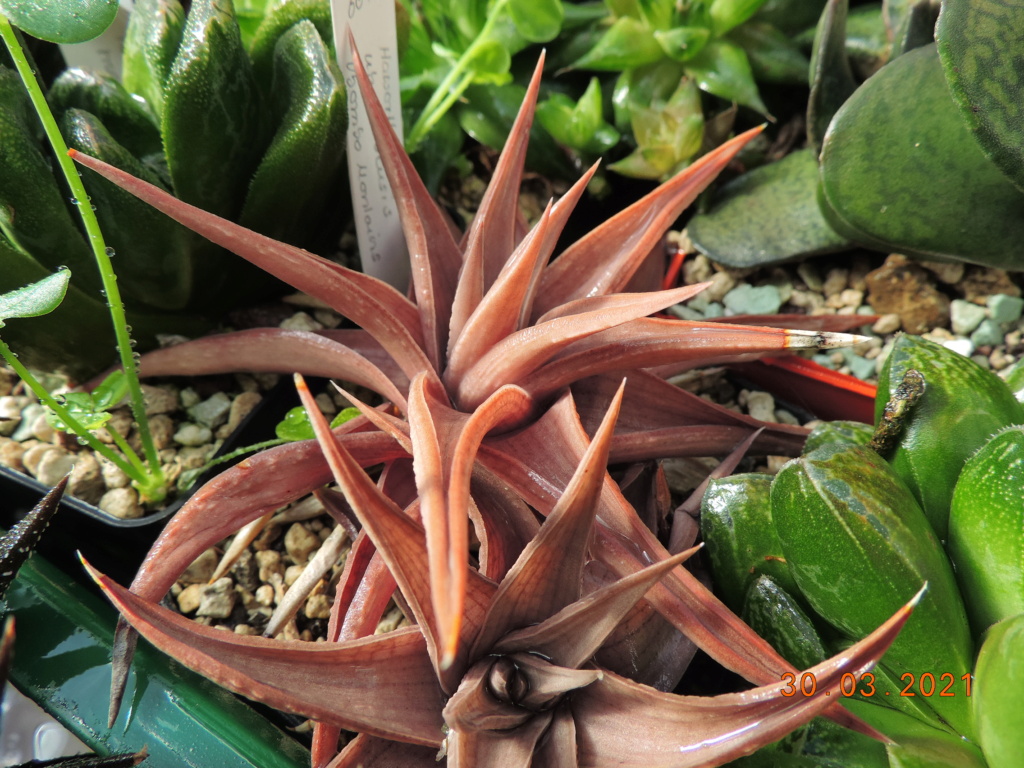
[58,0,132,78]
[332,0,409,291]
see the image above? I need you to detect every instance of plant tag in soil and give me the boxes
[332,0,409,291]
[57,0,131,78]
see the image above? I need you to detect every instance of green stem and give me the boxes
[405,0,509,153]
[104,426,149,477]
[0,15,166,496]
[0,339,144,486]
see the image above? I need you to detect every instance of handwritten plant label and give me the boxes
[332,0,409,291]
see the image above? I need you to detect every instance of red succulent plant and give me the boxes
[86,375,918,766]
[70,44,891,766]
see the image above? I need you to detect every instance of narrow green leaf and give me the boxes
[937,0,1024,192]
[973,614,1024,767]
[653,26,710,62]
[0,269,70,327]
[0,0,118,44]
[807,0,857,154]
[248,0,332,87]
[121,0,185,120]
[688,149,851,268]
[710,0,769,36]
[240,20,347,247]
[819,44,1024,268]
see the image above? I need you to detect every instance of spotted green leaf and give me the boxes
[937,0,1024,193]
[819,44,1024,268]
[0,0,118,44]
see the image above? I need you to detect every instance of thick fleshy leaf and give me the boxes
[571,590,919,766]
[138,328,407,409]
[68,149,437,383]
[351,39,461,370]
[0,0,118,44]
[88,561,446,745]
[449,53,546,349]
[455,285,708,409]
[523,319,863,405]
[0,472,67,601]
[296,375,496,690]
[327,734,438,768]
[533,126,763,317]
[495,546,699,668]
[471,382,623,658]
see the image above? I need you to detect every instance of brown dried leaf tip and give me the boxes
[71,45,894,767]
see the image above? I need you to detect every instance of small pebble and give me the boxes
[174,422,213,447]
[22,443,56,477]
[943,338,975,358]
[723,284,782,315]
[822,267,849,296]
[284,564,306,586]
[196,578,237,619]
[704,271,736,302]
[971,318,1004,348]
[950,299,987,336]
[11,404,45,442]
[988,294,1024,325]
[256,550,285,582]
[181,549,219,584]
[187,392,232,430]
[36,448,74,486]
[141,384,179,415]
[68,452,104,504]
[99,486,143,519]
[284,523,321,565]
[305,594,333,620]
[255,584,276,607]
[177,584,203,614]
[0,437,26,471]
[279,311,324,332]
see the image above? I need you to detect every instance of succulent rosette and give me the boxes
[72,44,898,767]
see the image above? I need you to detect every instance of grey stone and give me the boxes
[196,578,237,619]
[174,422,213,447]
[99,486,143,519]
[0,396,23,437]
[988,294,1024,325]
[68,451,104,504]
[142,384,179,415]
[950,299,987,336]
[181,548,219,584]
[11,403,45,441]
[723,284,782,315]
[849,355,877,380]
[943,338,975,358]
[187,392,231,429]
[36,448,74,486]
[971,318,1005,347]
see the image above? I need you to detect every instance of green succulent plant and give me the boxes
[687,0,1024,271]
[0,0,347,378]
[703,334,1024,767]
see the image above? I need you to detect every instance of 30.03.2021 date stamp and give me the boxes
[780,672,972,698]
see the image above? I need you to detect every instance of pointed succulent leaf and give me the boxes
[121,0,185,119]
[48,69,161,158]
[803,419,874,453]
[0,0,118,43]
[248,0,333,87]
[240,20,347,247]
[572,16,664,71]
[0,473,67,602]
[571,589,920,766]
[88,559,447,745]
[728,22,810,85]
[948,426,1024,634]
[471,382,624,658]
[807,0,857,154]
[687,40,769,115]
[877,334,1024,540]
[69,149,435,383]
[701,472,802,614]
[687,149,851,268]
[937,0,1024,192]
[162,0,266,219]
[771,442,974,736]
[534,126,763,315]
[0,268,70,327]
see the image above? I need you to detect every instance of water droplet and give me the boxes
[90,204,97,211]
[70,198,80,205]
[104,247,115,257]
[77,437,88,446]
[99,289,107,297]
